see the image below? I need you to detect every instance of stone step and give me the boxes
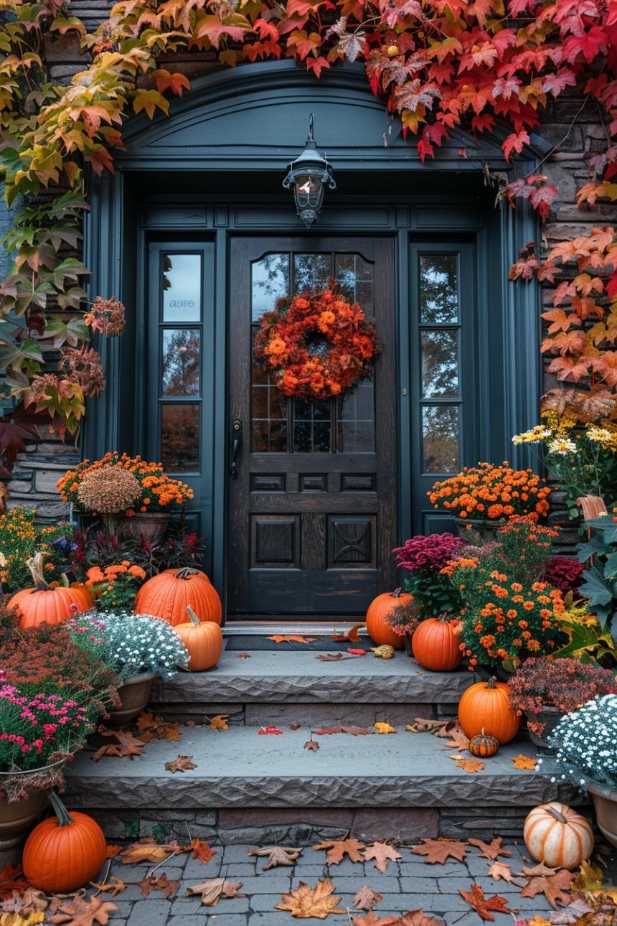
[64,723,580,844]
[152,650,477,724]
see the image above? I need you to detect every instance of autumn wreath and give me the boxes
[254,286,378,401]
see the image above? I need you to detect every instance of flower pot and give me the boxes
[525,706,564,751]
[0,760,66,848]
[454,517,506,544]
[118,512,170,544]
[106,672,157,726]
[588,781,617,848]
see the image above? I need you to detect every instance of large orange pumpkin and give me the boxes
[524,802,594,870]
[8,554,92,630]
[412,618,462,671]
[458,676,520,744]
[174,606,223,671]
[22,792,107,893]
[135,567,222,626]
[366,589,413,648]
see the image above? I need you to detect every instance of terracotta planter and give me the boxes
[525,706,564,751]
[106,672,157,727]
[588,781,617,848]
[454,517,506,544]
[118,512,170,544]
[0,760,65,848]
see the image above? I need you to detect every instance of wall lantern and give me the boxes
[282,114,336,227]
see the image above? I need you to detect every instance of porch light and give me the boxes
[282,114,336,227]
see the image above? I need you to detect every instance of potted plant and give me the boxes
[384,598,421,655]
[428,462,552,542]
[508,656,617,749]
[73,611,189,725]
[392,533,466,621]
[84,561,147,612]
[549,694,617,847]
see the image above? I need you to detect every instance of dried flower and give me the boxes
[84,297,126,336]
[61,346,106,398]
[77,465,141,515]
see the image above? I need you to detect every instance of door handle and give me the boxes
[230,418,242,478]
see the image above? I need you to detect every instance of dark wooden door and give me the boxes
[228,236,397,617]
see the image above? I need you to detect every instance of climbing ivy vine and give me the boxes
[0,0,616,433]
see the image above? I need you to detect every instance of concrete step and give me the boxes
[64,723,580,844]
[151,650,478,724]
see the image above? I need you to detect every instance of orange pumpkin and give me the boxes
[22,792,107,893]
[174,606,223,671]
[458,676,520,744]
[468,729,500,758]
[8,554,92,630]
[524,802,594,870]
[365,589,413,648]
[135,567,222,626]
[412,617,462,671]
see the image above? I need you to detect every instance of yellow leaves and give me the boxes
[132,89,170,119]
[49,15,86,36]
[275,878,345,918]
[0,914,45,926]
[209,714,230,730]
[374,722,396,734]
[153,68,191,96]
[512,754,537,770]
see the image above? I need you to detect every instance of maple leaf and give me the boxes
[521,869,574,908]
[353,885,384,910]
[405,719,453,735]
[363,842,401,873]
[468,838,512,861]
[502,130,530,161]
[186,878,243,906]
[374,722,396,734]
[412,839,467,864]
[313,725,373,735]
[193,14,249,47]
[331,622,363,642]
[276,879,345,918]
[153,68,190,96]
[90,877,126,897]
[92,729,145,761]
[352,914,400,926]
[0,867,27,898]
[136,712,182,742]
[1,887,47,916]
[512,754,536,770]
[451,755,485,773]
[395,915,447,926]
[165,755,197,773]
[120,839,185,865]
[317,652,348,661]
[138,874,180,898]
[249,846,303,869]
[459,883,510,921]
[208,714,230,730]
[488,861,521,884]
[304,738,320,751]
[313,838,366,864]
[257,725,283,735]
[190,839,217,863]
[267,635,317,644]
[47,895,118,926]
[132,89,170,120]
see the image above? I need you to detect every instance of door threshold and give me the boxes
[224,619,366,637]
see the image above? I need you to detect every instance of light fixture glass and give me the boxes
[282,114,336,227]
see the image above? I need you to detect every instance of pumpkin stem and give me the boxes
[176,567,200,580]
[546,805,568,824]
[186,605,201,625]
[392,587,403,598]
[60,573,70,587]
[27,552,49,590]
[487,676,496,690]
[48,790,74,827]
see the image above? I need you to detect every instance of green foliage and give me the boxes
[577,516,617,642]
[0,506,78,592]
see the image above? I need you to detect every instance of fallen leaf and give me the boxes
[268,635,317,644]
[47,895,118,925]
[237,652,251,659]
[316,652,348,662]
[395,915,447,926]
[411,839,467,864]
[373,722,396,734]
[512,754,537,770]
[353,885,384,910]
[459,883,510,921]
[92,728,145,761]
[257,725,283,735]
[468,838,512,860]
[405,719,455,735]
[312,725,373,735]
[352,915,400,926]
[574,859,604,893]
[91,877,126,897]
[451,756,485,773]
[208,714,229,731]
[165,755,197,773]
[136,712,182,742]
[289,722,302,730]
[275,878,345,918]
[186,878,243,907]
[548,899,594,923]
[371,645,395,659]
[120,839,185,864]
[190,839,217,864]
[331,622,363,642]
[249,846,303,869]
[0,867,27,898]
[443,729,470,750]
[522,869,574,908]
[522,863,558,877]
[138,874,180,898]
[364,842,402,873]
[304,739,320,751]
[1,888,47,916]
[313,838,365,864]
[104,845,120,859]
[347,648,367,655]
[487,861,520,884]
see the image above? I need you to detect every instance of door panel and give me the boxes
[228,236,397,617]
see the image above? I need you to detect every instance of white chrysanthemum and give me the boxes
[512,426,552,445]
[547,437,577,456]
[550,694,617,791]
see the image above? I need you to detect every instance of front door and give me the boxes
[228,237,396,617]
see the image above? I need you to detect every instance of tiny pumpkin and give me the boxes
[8,554,92,629]
[458,676,520,744]
[524,802,594,870]
[174,606,223,671]
[135,567,222,626]
[412,617,462,672]
[468,729,500,758]
[22,791,107,893]
[366,588,413,649]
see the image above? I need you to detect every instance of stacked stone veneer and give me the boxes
[6,437,78,523]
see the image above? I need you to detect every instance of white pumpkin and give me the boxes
[523,802,594,870]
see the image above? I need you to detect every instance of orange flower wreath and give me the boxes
[254,286,378,400]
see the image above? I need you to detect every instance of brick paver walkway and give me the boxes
[94,840,553,926]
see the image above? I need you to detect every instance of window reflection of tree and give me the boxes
[420,256,458,323]
[162,330,200,396]
[422,406,459,473]
[161,406,199,472]
[422,330,458,397]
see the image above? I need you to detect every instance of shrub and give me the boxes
[428,461,551,521]
[392,533,466,619]
[73,523,205,576]
[544,556,585,593]
[549,694,617,790]
[0,507,78,592]
[85,562,146,611]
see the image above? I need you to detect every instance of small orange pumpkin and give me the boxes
[524,802,594,870]
[8,554,92,630]
[135,567,222,626]
[174,606,223,671]
[458,676,520,744]
[22,791,107,893]
[468,729,500,758]
[412,617,462,672]
[366,589,413,649]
